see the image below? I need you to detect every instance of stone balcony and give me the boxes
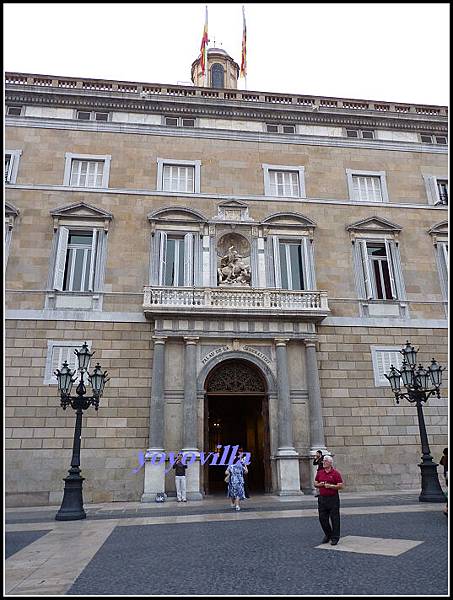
[143,286,330,321]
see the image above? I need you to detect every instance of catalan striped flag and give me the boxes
[240,5,247,79]
[200,6,209,82]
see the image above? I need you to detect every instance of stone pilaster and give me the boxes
[182,336,202,500]
[142,336,167,502]
[305,339,328,492]
[275,338,302,495]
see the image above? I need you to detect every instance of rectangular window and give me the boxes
[436,180,448,205]
[279,242,304,290]
[182,118,195,127]
[367,244,393,299]
[421,134,433,143]
[162,164,194,192]
[269,170,299,197]
[266,124,279,133]
[95,112,109,121]
[164,237,185,286]
[7,106,22,116]
[282,125,295,134]
[44,341,92,385]
[435,136,447,145]
[70,159,105,187]
[358,240,399,300]
[77,111,91,120]
[361,130,374,139]
[346,129,359,138]
[371,347,403,386]
[63,232,95,292]
[5,154,12,182]
[352,175,383,202]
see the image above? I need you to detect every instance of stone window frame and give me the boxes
[346,169,390,203]
[423,175,448,206]
[370,346,403,387]
[262,164,306,198]
[345,128,375,139]
[6,105,24,116]
[420,133,448,145]
[162,116,197,128]
[5,149,22,184]
[5,201,20,266]
[44,340,92,385]
[264,123,296,134]
[428,221,448,306]
[75,109,110,122]
[156,157,201,194]
[63,152,112,188]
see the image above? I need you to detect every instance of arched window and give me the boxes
[211,63,225,89]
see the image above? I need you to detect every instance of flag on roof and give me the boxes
[200,6,209,77]
[240,6,247,78]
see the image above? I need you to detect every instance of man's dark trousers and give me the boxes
[318,494,340,541]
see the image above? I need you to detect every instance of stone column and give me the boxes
[142,336,167,502]
[182,336,202,500]
[305,339,328,493]
[275,338,302,495]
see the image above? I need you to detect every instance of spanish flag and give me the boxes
[200,6,209,80]
[240,5,247,78]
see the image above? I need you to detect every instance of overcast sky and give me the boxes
[4,3,450,105]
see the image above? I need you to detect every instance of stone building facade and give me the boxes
[5,49,448,506]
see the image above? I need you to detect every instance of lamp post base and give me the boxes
[419,462,446,503]
[55,470,87,520]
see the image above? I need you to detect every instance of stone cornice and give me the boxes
[5,86,448,133]
[5,116,449,154]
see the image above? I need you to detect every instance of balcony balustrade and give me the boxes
[143,286,329,320]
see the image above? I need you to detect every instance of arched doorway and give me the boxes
[203,359,271,495]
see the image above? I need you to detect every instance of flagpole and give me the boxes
[241,5,247,90]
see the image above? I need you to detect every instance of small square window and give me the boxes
[361,130,374,139]
[165,117,178,126]
[435,136,447,145]
[77,111,91,120]
[95,112,109,121]
[282,125,295,134]
[346,129,359,138]
[420,134,433,143]
[7,106,22,116]
[266,124,279,133]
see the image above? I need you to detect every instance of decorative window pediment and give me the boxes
[346,216,402,241]
[147,206,207,224]
[50,202,113,231]
[5,201,20,222]
[428,220,448,243]
[262,212,316,237]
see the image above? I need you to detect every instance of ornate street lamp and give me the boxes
[54,343,109,520]
[384,340,446,503]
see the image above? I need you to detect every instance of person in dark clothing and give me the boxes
[314,455,343,545]
[439,448,448,485]
[172,453,187,502]
[313,450,324,471]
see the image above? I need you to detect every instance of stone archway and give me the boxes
[203,358,271,495]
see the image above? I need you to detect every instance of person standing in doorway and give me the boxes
[173,453,187,502]
[238,448,250,499]
[226,458,248,511]
[314,455,343,545]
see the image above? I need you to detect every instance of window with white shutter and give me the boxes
[354,239,404,301]
[4,149,22,183]
[44,341,92,384]
[154,231,198,287]
[270,236,315,291]
[63,153,111,188]
[371,347,403,387]
[269,170,299,197]
[352,175,383,202]
[70,159,105,187]
[53,229,99,292]
[346,169,389,203]
[263,164,306,198]
[162,164,195,193]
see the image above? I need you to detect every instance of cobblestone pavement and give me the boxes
[5,491,448,596]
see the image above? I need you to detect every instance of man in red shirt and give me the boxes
[314,455,343,545]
